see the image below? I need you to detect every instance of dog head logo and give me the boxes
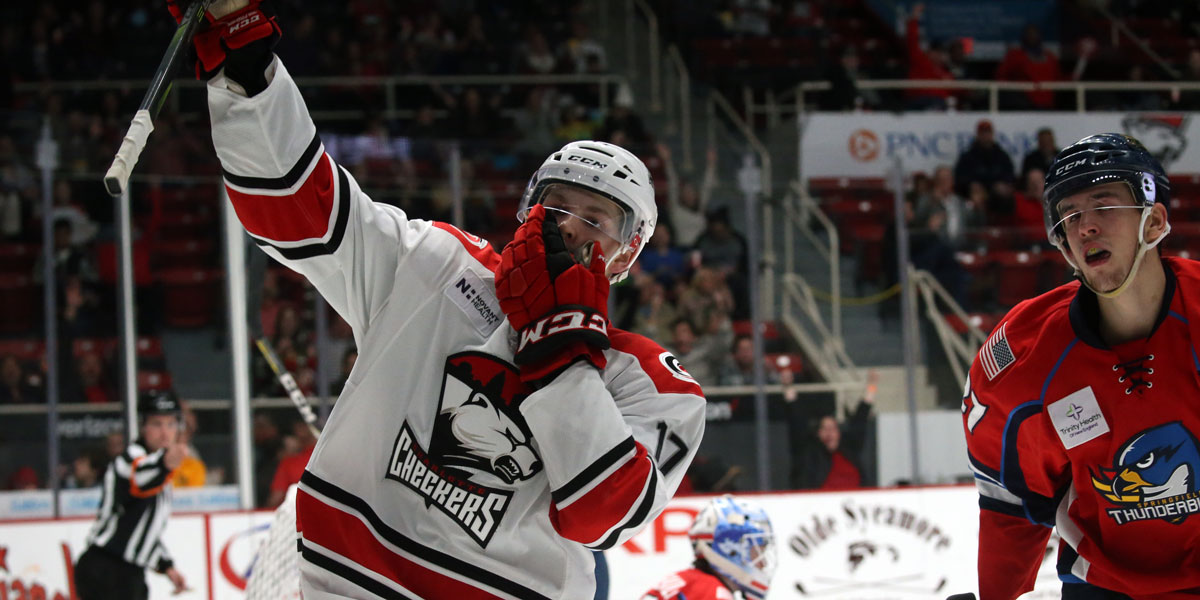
[430,353,542,485]
[1122,115,1189,167]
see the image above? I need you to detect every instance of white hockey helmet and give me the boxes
[688,495,777,599]
[516,140,657,283]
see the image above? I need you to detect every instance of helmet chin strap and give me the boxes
[1059,206,1170,298]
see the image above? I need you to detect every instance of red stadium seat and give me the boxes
[0,274,38,334]
[137,370,174,392]
[0,243,38,274]
[0,338,44,362]
[153,238,216,269]
[159,268,222,328]
[991,250,1046,308]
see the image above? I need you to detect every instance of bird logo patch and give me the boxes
[1091,422,1200,525]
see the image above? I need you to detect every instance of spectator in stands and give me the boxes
[5,465,39,490]
[904,3,959,110]
[1013,168,1048,231]
[681,454,743,494]
[253,412,283,507]
[104,431,125,461]
[60,276,104,338]
[559,21,607,74]
[639,224,688,288]
[953,120,1015,203]
[595,84,652,156]
[694,208,750,317]
[1118,64,1166,111]
[822,46,883,111]
[406,101,442,155]
[0,354,41,403]
[76,352,114,404]
[0,183,26,241]
[174,398,207,487]
[883,192,969,312]
[789,370,877,490]
[659,144,716,248]
[667,317,730,387]
[678,267,737,334]
[553,96,595,143]
[511,86,559,165]
[265,305,316,397]
[45,219,95,281]
[1171,49,1200,110]
[916,165,984,250]
[332,347,357,396]
[717,335,781,386]
[995,24,1063,110]
[630,275,679,343]
[64,446,107,489]
[514,27,557,75]
[268,418,319,508]
[1021,127,1059,180]
[455,14,500,75]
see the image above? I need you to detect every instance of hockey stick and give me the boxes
[255,338,322,437]
[103,0,214,197]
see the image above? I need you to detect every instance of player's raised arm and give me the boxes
[194,1,454,335]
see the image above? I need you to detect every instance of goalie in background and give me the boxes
[641,495,777,600]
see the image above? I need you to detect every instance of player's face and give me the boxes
[141,414,179,452]
[1056,182,1148,294]
[540,185,633,275]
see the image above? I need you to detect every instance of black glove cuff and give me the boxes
[221,35,278,96]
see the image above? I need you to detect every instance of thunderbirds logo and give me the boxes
[387,353,542,547]
[1091,422,1200,525]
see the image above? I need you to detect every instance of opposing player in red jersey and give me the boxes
[962,133,1200,599]
[641,495,776,600]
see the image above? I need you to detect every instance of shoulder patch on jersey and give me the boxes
[610,329,704,396]
[979,322,1017,380]
[1046,386,1110,449]
[444,268,503,337]
[432,222,501,272]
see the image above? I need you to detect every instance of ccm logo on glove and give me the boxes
[518,310,608,353]
[228,12,262,34]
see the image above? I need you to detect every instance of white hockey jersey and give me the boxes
[208,58,707,599]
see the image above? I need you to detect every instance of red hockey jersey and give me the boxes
[641,568,735,600]
[963,257,1200,599]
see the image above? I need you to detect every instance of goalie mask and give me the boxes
[517,141,656,283]
[688,495,777,599]
[1043,133,1171,298]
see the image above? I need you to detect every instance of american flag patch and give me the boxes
[979,322,1016,380]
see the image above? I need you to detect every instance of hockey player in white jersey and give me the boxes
[177,1,707,597]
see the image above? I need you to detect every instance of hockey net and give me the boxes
[245,485,302,600]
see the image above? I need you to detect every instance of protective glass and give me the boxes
[518,177,638,246]
[517,185,630,250]
[1051,204,1143,240]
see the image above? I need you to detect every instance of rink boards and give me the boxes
[0,485,1060,599]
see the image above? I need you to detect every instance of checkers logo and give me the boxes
[848,129,880,162]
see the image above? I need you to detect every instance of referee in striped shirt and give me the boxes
[75,390,190,599]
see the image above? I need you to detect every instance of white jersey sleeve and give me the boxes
[208,57,471,335]
[519,328,706,550]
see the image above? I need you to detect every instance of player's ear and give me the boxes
[1145,203,1169,240]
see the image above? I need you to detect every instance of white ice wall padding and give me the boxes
[0,486,1061,599]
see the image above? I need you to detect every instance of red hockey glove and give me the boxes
[167,0,280,80]
[496,204,611,384]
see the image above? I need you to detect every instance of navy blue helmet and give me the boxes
[1043,133,1169,249]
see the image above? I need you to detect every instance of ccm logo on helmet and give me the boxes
[566,155,608,170]
[1054,158,1088,176]
[518,310,607,352]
